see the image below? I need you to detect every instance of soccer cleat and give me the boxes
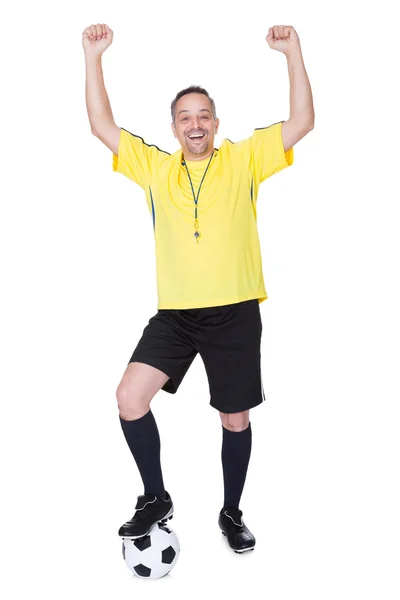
[118,491,174,539]
[218,507,256,553]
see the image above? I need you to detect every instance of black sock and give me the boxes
[119,410,167,499]
[221,423,252,510]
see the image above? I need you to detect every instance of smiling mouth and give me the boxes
[188,133,206,142]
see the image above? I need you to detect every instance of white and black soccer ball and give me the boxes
[122,522,180,579]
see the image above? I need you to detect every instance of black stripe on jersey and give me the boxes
[149,186,155,230]
[121,128,171,156]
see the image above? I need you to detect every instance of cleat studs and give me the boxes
[160,514,172,524]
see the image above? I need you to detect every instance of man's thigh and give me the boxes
[117,361,170,401]
[127,311,198,395]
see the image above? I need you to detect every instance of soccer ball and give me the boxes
[122,522,180,579]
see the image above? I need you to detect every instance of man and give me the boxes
[83,22,314,554]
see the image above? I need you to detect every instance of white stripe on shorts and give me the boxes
[261,369,266,402]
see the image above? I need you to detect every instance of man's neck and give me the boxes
[183,149,214,162]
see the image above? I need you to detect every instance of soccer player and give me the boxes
[83,23,314,553]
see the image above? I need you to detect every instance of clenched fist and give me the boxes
[82,23,113,57]
[266,25,300,55]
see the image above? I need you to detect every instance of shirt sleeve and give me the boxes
[235,121,294,186]
[112,128,165,189]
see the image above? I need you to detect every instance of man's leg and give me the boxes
[116,361,169,498]
[219,410,251,510]
[116,361,173,538]
[197,299,262,552]
[218,409,255,552]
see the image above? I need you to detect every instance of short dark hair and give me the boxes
[171,85,217,124]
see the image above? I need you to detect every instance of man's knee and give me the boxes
[116,362,168,420]
[116,381,150,421]
[220,410,250,432]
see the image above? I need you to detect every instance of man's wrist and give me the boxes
[285,46,303,63]
[84,52,103,64]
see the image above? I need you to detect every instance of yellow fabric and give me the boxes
[112,121,293,309]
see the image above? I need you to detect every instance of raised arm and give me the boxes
[83,23,120,155]
[266,25,315,151]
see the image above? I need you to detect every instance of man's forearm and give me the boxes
[85,54,115,133]
[286,48,314,127]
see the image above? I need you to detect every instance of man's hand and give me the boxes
[82,23,113,57]
[266,25,300,55]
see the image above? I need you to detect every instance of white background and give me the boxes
[1,0,399,598]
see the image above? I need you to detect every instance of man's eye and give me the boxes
[201,116,209,119]
[181,117,188,121]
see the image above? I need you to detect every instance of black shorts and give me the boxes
[128,299,266,413]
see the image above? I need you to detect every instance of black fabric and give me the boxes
[128,298,265,413]
[221,423,252,510]
[119,410,167,498]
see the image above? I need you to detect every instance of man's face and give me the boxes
[171,93,219,161]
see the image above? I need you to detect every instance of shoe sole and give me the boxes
[221,530,255,553]
[120,506,174,540]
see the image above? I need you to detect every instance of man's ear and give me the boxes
[215,118,220,133]
[171,122,176,138]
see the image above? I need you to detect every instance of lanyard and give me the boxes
[182,150,215,243]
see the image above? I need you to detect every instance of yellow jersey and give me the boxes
[112,121,293,309]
